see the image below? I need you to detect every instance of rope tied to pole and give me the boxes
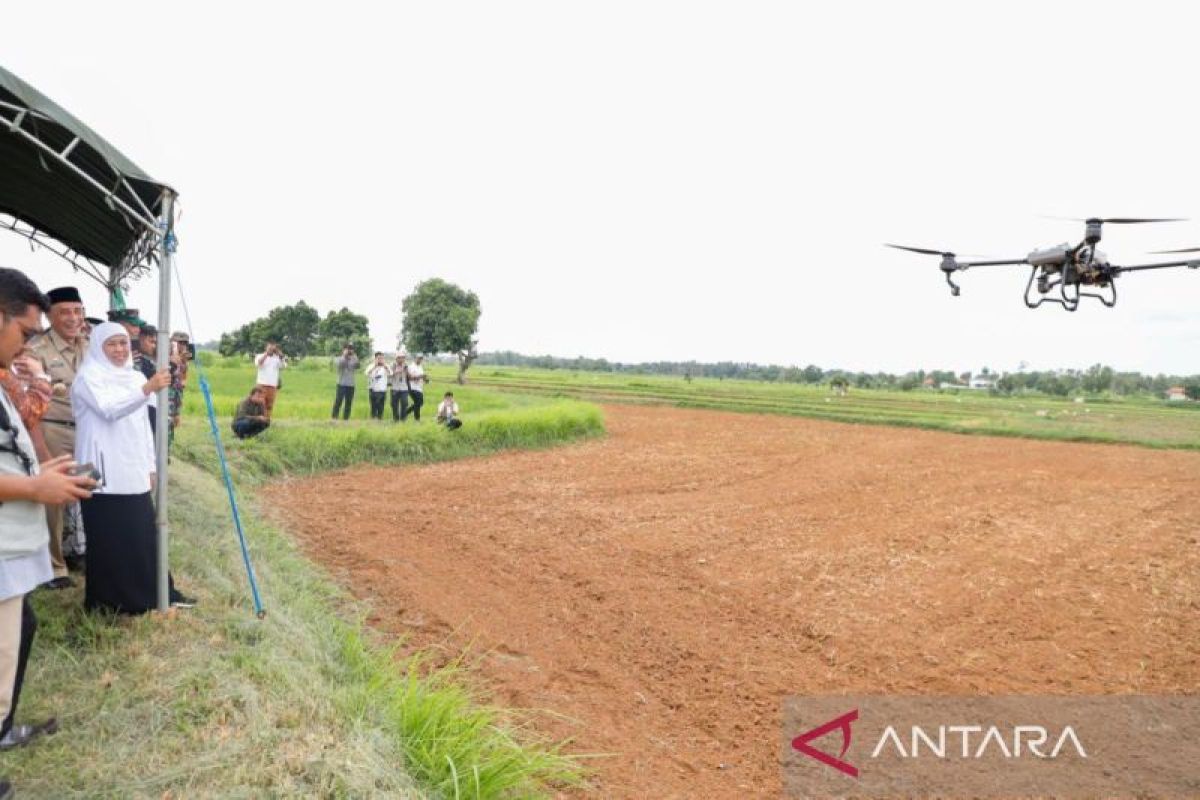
[171,253,265,619]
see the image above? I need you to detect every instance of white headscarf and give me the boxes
[75,321,146,405]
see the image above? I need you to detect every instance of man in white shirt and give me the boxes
[364,352,392,420]
[253,341,286,419]
[406,355,428,422]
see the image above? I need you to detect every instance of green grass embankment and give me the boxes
[8,364,603,798]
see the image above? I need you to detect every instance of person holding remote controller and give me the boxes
[71,322,195,614]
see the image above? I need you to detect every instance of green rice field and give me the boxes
[462,365,1200,449]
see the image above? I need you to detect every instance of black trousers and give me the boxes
[369,390,387,419]
[390,390,410,421]
[332,385,355,420]
[408,390,424,421]
[1,596,36,738]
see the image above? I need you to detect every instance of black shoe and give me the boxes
[41,576,74,590]
[64,554,85,573]
[0,778,12,800]
[0,718,58,750]
[170,593,198,609]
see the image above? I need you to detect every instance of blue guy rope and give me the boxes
[199,374,265,618]
[168,241,265,618]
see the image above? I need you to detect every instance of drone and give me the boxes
[886,217,1200,311]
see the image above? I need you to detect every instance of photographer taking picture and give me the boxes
[331,343,358,421]
[253,341,286,419]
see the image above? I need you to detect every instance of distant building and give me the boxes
[1166,386,1189,402]
[968,376,996,390]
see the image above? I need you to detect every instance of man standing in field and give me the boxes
[254,341,286,419]
[364,352,391,420]
[389,352,410,422]
[28,286,89,589]
[406,354,428,422]
[331,343,358,420]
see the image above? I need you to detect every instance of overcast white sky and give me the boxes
[3,1,1198,374]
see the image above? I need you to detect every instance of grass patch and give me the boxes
[175,400,604,482]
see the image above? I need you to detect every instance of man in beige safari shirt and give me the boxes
[27,286,89,588]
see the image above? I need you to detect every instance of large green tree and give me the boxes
[316,307,372,357]
[400,279,481,383]
[218,301,321,358]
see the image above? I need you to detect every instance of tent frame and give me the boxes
[1,93,176,611]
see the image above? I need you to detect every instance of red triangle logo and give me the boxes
[791,708,859,778]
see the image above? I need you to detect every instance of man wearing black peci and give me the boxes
[27,286,90,589]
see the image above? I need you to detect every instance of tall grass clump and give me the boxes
[177,400,604,481]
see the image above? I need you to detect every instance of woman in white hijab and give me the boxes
[71,322,193,613]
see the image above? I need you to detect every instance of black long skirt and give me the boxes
[80,492,177,614]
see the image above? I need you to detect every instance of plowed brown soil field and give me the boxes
[263,405,1200,798]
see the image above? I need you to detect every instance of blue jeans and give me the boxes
[233,418,270,439]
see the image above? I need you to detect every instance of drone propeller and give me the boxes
[1044,216,1186,225]
[885,243,954,257]
[884,244,995,259]
[1148,247,1200,254]
[1098,217,1185,224]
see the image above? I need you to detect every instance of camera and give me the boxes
[69,462,102,482]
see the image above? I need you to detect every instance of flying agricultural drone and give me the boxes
[886,217,1200,311]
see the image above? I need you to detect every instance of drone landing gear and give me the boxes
[1023,268,1118,310]
[1024,267,1075,310]
[944,271,961,297]
[1077,281,1117,308]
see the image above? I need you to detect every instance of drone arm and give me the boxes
[957,259,1028,268]
[1113,259,1200,274]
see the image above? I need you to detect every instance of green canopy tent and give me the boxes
[0,64,178,611]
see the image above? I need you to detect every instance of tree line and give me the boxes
[213,284,1196,397]
[476,352,1200,398]
[217,279,483,383]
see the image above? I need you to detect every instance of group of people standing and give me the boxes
[0,269,196,791]
[337,346,428,422]
[228,342,463,437]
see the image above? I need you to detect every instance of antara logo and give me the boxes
[792,709,859,778]
[792,708,1089,779]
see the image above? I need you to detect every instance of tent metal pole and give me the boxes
[154,189,175,612]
